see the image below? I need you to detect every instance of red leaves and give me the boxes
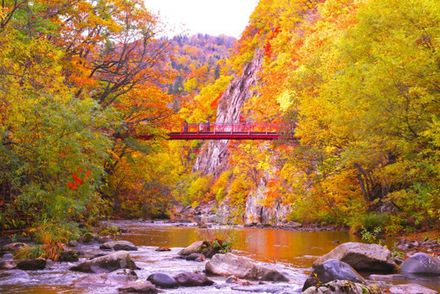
[67,169,92,190]
[264,27,281,58]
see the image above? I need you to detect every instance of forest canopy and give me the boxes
[0,0,439,258]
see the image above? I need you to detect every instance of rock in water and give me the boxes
[205,253,289,282]
[303,280,381,294]
[16,258,46,270]
[174,272,214,287]
[100,241,138,251]
[178,241,204,256]
[59,250,79,262]
[118,281,158,293]
[401,252,440,275]
[389,283,438,294]
[302,259,365,291]
[1,242,28,253]
[155,247,171,252]
[147,273,178,289]
[184,253,205,262]
[0,260,16,270]
[70,251,138,273]
[314,242,397,273]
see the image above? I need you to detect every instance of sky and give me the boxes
[145,0,259,38]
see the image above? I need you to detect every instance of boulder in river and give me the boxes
[184,253,205,262]
[100,240,138,251]
[16,258,46,270]
[70,251,138,273]
[155,247,171,252]
[178,240,205,256]
[59,250,79,262]
[0,260,16,270]
[1,242,28,253]
[302,259,365,291]
[205,253,289,282]
[388,283,438,294]
[303,280,381,294]
[147,273,178,289]
[174,272,214,287]
[118,281,158,293]
[314,242,397,273]
[401,252,440,275]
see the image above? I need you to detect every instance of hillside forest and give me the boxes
[0,0,439,258]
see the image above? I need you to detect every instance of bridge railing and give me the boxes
[181,122,280,133]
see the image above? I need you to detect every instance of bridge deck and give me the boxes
[168,132,280,140]
[135,122,295,141]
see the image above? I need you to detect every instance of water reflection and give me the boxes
[116,224,361,267]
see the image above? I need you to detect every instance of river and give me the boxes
[1,221,439,293]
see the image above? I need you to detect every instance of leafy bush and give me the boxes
[14,245,45,260]
[350,212,390,234]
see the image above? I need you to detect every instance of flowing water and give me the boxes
[1,221,439,293]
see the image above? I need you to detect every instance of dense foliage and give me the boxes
[0,0,174,252]
[1,0,438,256]
[176,0,440,233]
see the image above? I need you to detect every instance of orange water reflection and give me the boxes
[117,225,361,268]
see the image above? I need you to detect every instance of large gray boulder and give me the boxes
[147,273,178,289]
[100,241,138,251]
[401,253,440,275]
[70,251,138,273]
[389,283,437,294]
[59,250,79,262]
[16,258,46,270]
[205,253,289,282]
[303,280,381,294]
[302,259,365,291]
[178,241,204,256]
[314,242,397,273]
[174,272,214,287]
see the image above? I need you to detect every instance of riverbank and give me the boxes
[1,221,439,293]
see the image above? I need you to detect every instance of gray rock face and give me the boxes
[401,253,440,275]
[174,272,214,287]
[314,242,397,273]
[147,273,178,289]
[389,283,438,294]
[245,177,291,226]
[100,241,138,251]
[205,253,289,282]
[303,280,381,294]
[16,258,46,270]
[70,251,138,273]
[118,281,158,293]
[193,49,263,177]
[302,259,365,291]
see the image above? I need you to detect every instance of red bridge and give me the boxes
[137,122,294,140]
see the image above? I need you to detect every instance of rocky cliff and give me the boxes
[193,50,263,176]
[190,49,291,225]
